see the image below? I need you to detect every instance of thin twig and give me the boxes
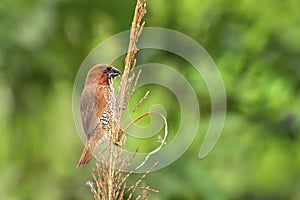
[130,69,142,99]
[132,91,150,113]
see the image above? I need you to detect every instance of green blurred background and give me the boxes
[1,0,300,199]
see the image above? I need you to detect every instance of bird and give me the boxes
[77,64,121,167]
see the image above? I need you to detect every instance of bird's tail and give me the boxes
[77,142,94,167]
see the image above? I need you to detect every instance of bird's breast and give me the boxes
[99,86,115,129]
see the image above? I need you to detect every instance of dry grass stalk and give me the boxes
[88,140,158,199]
[117,0,147,119]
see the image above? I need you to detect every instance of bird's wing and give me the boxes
[80,85,110,139]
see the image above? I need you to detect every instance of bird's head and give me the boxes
[85,64,121,85]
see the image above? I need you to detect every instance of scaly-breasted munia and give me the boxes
[77,64,121,167]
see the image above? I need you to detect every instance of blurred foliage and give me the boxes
[1,0,300,199]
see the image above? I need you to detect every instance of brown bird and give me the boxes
[77,64,121,167]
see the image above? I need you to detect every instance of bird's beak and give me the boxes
[109,67,121,79]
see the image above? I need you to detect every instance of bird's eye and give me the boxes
[101,67,109,72]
